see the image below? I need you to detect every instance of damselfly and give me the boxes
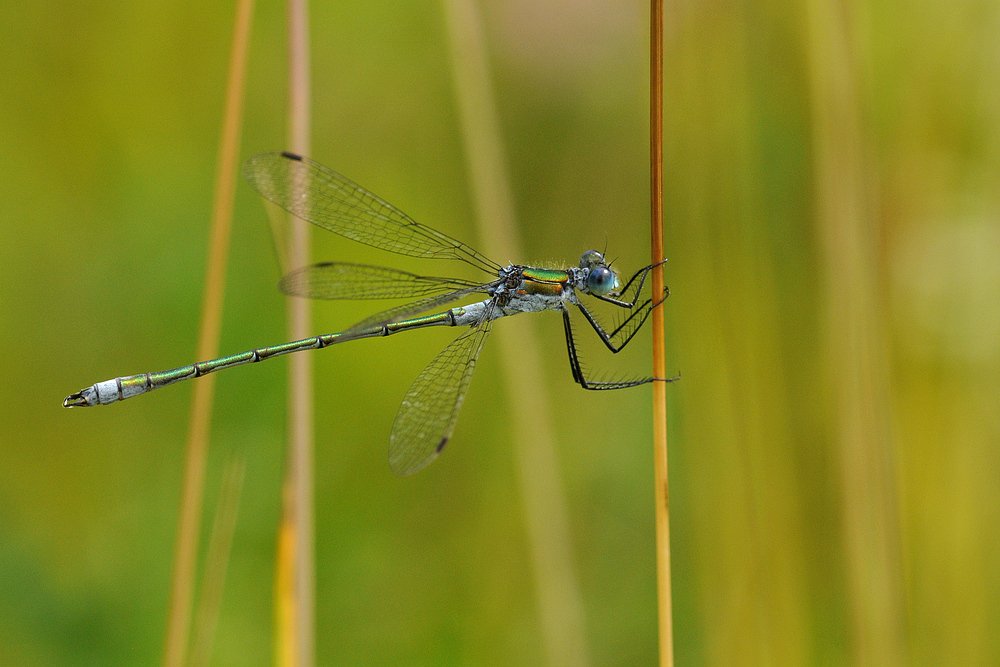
[65,152,673,474]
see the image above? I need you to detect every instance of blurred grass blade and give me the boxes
[804,0,907,661]
[441,1,591,665]
[189,456,247,667]
[161,0,255,665]
[274,0,315,664]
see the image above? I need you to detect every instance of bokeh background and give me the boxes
[2,0,998,664]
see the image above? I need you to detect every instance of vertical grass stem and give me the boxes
[161,0,255,664]
[442,1,591,665]
[275,0,315,664]
[650,1,674,665]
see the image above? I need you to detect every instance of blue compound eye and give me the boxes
[587,266,616,296]
[579,250,605,269]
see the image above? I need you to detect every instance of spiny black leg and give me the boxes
[609,286,670,340]
[574,284,668,354]
[562,308,672,390]
[604,294,657,340]
[562,308,585,385]
[593,267,647,308]
[612,261,661,303]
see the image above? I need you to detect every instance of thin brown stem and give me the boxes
[650,0,673,665]
[161,0,255,664]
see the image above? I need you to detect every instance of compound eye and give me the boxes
[579,250,605,269]
[587,266,616,295]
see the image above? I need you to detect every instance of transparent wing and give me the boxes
[340,281,499,340]
[244,152,502,275]
[279,262,484,300]
[388,303,495,475]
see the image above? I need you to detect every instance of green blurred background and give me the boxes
[2,0,998,664]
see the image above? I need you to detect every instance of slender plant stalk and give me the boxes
[803,0,905,661]
[189,457,247,667]
[161,0,255,664]
[275,0,314,664]
[441,1,590,665]
[649,1,673,665]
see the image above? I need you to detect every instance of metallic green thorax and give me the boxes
[521,267,570,283]
[517,268,570,297]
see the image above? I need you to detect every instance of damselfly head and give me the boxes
[579,250,618,295]
[586,265,617,295]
